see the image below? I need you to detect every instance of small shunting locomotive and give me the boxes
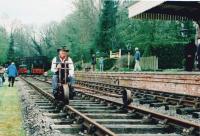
[17,56,50,75]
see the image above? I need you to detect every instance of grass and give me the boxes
[0,82,25,136]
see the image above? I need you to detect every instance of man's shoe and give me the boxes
[8,84,10,87]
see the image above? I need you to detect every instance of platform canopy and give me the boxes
[128,1,200,24]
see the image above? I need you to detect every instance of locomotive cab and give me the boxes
[18,65,28,75]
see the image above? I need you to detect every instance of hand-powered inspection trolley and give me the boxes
[54,61,73,105]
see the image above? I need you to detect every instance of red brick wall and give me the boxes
[75,72,200,96]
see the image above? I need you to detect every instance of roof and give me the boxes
[128,1,200,22]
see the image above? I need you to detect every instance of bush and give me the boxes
[116,55,134,68]
[103,58,117,70]
[74,61,83,71]
[149,43,186,69]
[109,55,134,71]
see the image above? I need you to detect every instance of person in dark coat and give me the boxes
[91,54,96,71]
[184,39,197,71]
[197,39,200,70]
[7,62,18,87]
[0,66,5,87]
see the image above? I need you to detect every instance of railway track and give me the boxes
[21,76,200,136]
[32,76,200,125]
[35,76,200,119]
[74,80,200,118]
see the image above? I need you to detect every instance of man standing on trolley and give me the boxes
[51,46,75,100]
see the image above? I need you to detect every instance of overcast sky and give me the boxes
[0,0,74,27]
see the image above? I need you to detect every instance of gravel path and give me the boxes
[17,79,62,136]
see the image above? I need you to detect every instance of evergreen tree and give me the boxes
[7,33,15,63]
[0,27,9,64]
[96,0,119,54]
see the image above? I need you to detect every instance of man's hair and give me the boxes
[59,49,68,53]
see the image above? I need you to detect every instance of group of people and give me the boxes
[0,62,18,87]
[90,47,141,72]
[92,39,200,72]
[91,55,104,72]
[1,40,198,92]
[0,46,74,100]
[184,39,200,71]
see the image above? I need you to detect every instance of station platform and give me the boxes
[0,80,25,136]
[75,71,200,97]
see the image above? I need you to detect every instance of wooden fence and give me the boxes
[140,56,158,70]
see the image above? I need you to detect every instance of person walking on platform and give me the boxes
[7,62,18,87]
[0,66,5,87]
[99,57,104,72]
[91,54,96,71]
[0,76,2,87]
[51,46,75,98]
[0,66,4,87]
[197,39,200,70]
[134,47,141,71]
[184,39,197,71]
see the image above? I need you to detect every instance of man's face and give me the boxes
[59,50,67,59]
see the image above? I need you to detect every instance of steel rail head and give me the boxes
[65,105,117,136]
[20,77,117,136]
[75,79,199,107]
[75,79,200,99]
[21,77,55,101]
[75,90,200,135]
[26,76,200,135]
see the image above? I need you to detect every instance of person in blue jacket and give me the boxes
[7,62,18,87]
[134,47,141,71]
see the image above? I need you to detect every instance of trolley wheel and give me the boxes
[63,84,69,105]
[122,89,132,106]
